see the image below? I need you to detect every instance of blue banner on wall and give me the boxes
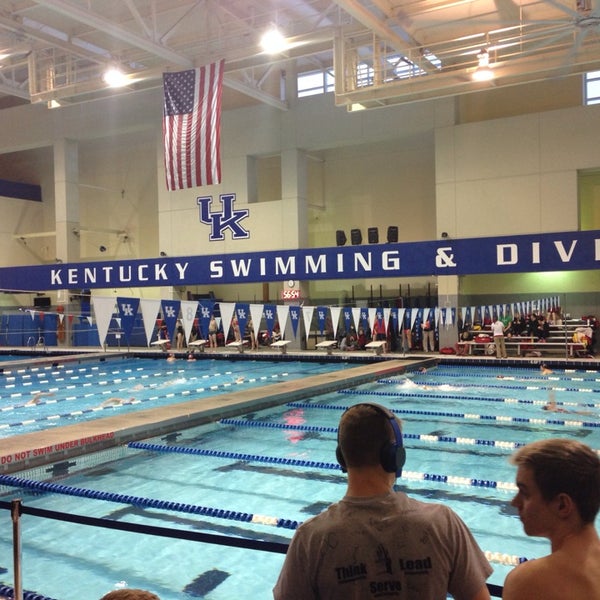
[1,229,599,291]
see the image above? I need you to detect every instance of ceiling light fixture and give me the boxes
[102,67,128,88]
[260,27,287,54]
[472,50,494,82]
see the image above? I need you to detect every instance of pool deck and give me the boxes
[0,354,430,474]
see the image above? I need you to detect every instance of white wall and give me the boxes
[0,87,598,306]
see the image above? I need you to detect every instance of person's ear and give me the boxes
[555,493,574,517]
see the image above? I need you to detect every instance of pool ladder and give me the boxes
[27,335,46,351]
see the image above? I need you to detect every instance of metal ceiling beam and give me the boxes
[31,0,193,68]
[223,76,288,111]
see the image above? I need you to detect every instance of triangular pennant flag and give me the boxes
[235,303,250,341]
[180,300,199,343]
[342,307,353,333]
[351,307,362,334]
[91,296,116,348]
[160,299,181,343]
[383,307,391,333]
[116,296,140,345]
[397,308,406,332]
[263,304,277,337]
[368,307,377,333]
[330,306,342,337]
[316,306,328,335]
[288,305,301,338]
[140,299,161,345]
[302,306,315,342]
[276,305,289,339]
[249,303,264,344]
[198,301,215,338]
[219,302,236,340]
[410,308,419,331]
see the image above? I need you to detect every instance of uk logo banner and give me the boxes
[263,304,277,337]
[317,306,328,335]
[288,305,301,338]
[235,303,249,339]
[117,296,140,344]
[161,299,181,343]
[198,301,215,338]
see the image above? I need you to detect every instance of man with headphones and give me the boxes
[273,402,492,599]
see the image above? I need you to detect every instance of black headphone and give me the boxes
[336,402,406,477]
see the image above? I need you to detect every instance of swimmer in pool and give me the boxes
[540,364,553,375]
[25,391,55,406]
[235,376,245,384]
[542,391,594,415]
[99,397,134,408]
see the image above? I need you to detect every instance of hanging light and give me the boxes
[102,66,128,88]
[260,27,287,54]
[472,50,494,82]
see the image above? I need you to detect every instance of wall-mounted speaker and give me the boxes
[368,227,379,244]
[387,226,399,243]
[336,230,347,246]
[350,229,362,245]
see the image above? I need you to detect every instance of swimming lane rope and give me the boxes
[0,585,57,600]
[126,441,527,567]
[0,473,300,531]
[126,440,517,491]
[377,377,600,397]
[218,418,525,450]
[0,372,290,429]
[366,385,600,410]
[287,401,600,429]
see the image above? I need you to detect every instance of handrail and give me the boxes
[0,499,504,598]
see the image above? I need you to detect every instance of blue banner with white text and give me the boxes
[1,230,599,291]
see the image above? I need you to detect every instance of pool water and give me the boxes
[1,362,599,599]
[0,357,351,438]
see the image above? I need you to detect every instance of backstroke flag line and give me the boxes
[162,60,225,190]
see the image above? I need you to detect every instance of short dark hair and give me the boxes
[100,590,160,600]
[510,438,600,523]
[338,404,401,469]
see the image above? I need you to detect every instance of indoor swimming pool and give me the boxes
[0,356,351,438]
[1,361,599,599]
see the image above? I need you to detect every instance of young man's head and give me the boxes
[336,403,405,476]
[510,438,600,524]
[100,590,160,600]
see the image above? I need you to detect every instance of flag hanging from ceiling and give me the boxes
[162,59,225,190]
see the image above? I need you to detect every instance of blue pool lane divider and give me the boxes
[288,400,600,429]
[0,584,57,600]
[126,442,527,567]
[218,417,525,450]
[0,473,300,531]
[127,439,518,491]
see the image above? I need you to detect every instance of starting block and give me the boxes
[270,340,291,354]
[188,339,207,352]
[316,340,338,355]
[150,339,170,352]
[365,341,387,355]
[226,340,248,353]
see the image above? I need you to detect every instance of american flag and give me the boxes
[162,60,225,190]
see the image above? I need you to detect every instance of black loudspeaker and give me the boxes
[335,230,347,246]
[33,297,51,308]
[368,227,379,244]
[387,226,399,243]
[336,402,406,477]
[350,228,362,245]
